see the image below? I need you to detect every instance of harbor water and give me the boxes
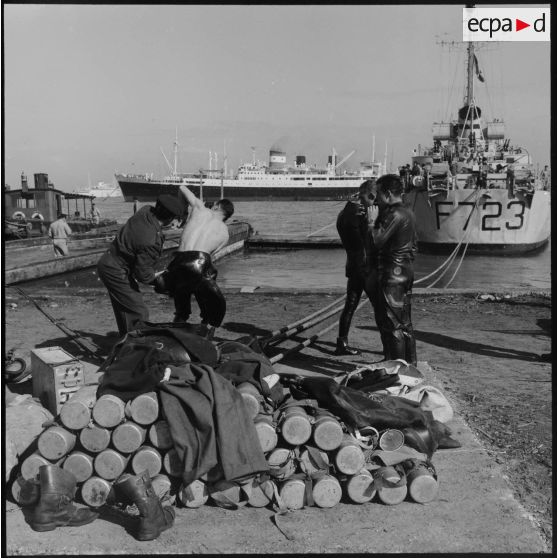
[92,197,551,291]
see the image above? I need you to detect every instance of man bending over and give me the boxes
[158,185,234,338]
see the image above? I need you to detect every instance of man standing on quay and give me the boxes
[48,213,72,257]
[334,179,376,355]
[366,174,418,365]
[97,195,184,336]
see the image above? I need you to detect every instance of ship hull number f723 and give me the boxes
[435,200,526,231]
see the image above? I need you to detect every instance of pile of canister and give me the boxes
[11,380,439,512]
[237,381,439,510]
[11,385,189,509]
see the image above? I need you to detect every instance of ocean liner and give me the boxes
[116,143,385,202]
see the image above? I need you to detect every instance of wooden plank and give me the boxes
[246,236,341,249]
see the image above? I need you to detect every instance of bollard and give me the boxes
[63,451,94,483]
[81,476,113,507]
[148,420,174,450]
[253,415,278,453]
[312,412,344,451]
[94,448,129,480]
[125,392,159,426]
[131,445,163,478]
[92,394,125,428]
[178,479,208,508]
[80,424,111,453]
[112,421,146,454]
[334,435,366,475]
[344,469,376,504]
[312,474,342,508]
[59,385,98,430]
[38,426,77,461]
[280,406,312,446]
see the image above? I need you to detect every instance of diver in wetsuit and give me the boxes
[334,180,377,355]
[157,185,234,339]
[366,174,417,365]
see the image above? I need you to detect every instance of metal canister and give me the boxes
[63,451,94,483]
[344,469,376,504]
[312,412,343,451]
[94,448,129,480]
[162,447,183,478]
[334,435,366,475]
[378,429,405,452]
[237,382,263,419]
[148,420,174,450]
[298,447,330,476]
[81,476,113,507]
[374,466,407,505]
[112,421,146,454]
[280,406,312,446]
[178,479,209,508]
[38,426,77,460]
[279,478,306,510]
[253,415,278,453]
[406,462,439,503]
[20,452,61,481]
[266,448,297,480]
[125,392,159,426]
[312,474,342,508]
[92,394,125,428]
[150,473,175,505]
[80,424,111,453]
[59,385,97,430]
[11,476,40,506]
[131,445,163,477]
[248,478,276,508]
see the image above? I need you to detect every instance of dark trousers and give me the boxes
[339,273,367,339]
[166,252,226,328]
[366,264,416,365]
[97,251,149,336]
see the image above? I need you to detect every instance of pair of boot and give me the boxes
[334,336,361,356]
[30,465,174,541]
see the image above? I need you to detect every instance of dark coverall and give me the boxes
[97,206,164,335]
[336,201,372,340]
[366,202,417,365]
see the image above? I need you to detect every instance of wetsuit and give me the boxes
[367,202,417,364]
[165,251,226,328]
[336,201,371,340]
[97,206,164,335]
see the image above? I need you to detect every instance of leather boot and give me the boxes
[334,337,361,356]
[115,470,175,541]
[31,465,98,532]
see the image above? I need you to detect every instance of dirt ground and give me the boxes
[3,279,553,553]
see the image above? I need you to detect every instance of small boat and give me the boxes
[116,133,386,202]
[401,34,550,255]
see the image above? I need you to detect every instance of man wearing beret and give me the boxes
[97,195,184,336]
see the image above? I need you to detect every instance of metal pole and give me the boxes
[220,169,224,199]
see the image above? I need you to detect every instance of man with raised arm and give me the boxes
[158,185,235,339]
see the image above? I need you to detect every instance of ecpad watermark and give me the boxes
[463,7,550,42]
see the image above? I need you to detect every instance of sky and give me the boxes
[3,3,552,192]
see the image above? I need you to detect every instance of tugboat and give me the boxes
[4,172,118,240]
[402,37,550,254]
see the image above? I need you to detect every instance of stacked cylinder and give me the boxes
[245,385,438,510]
[12,386,180,508]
